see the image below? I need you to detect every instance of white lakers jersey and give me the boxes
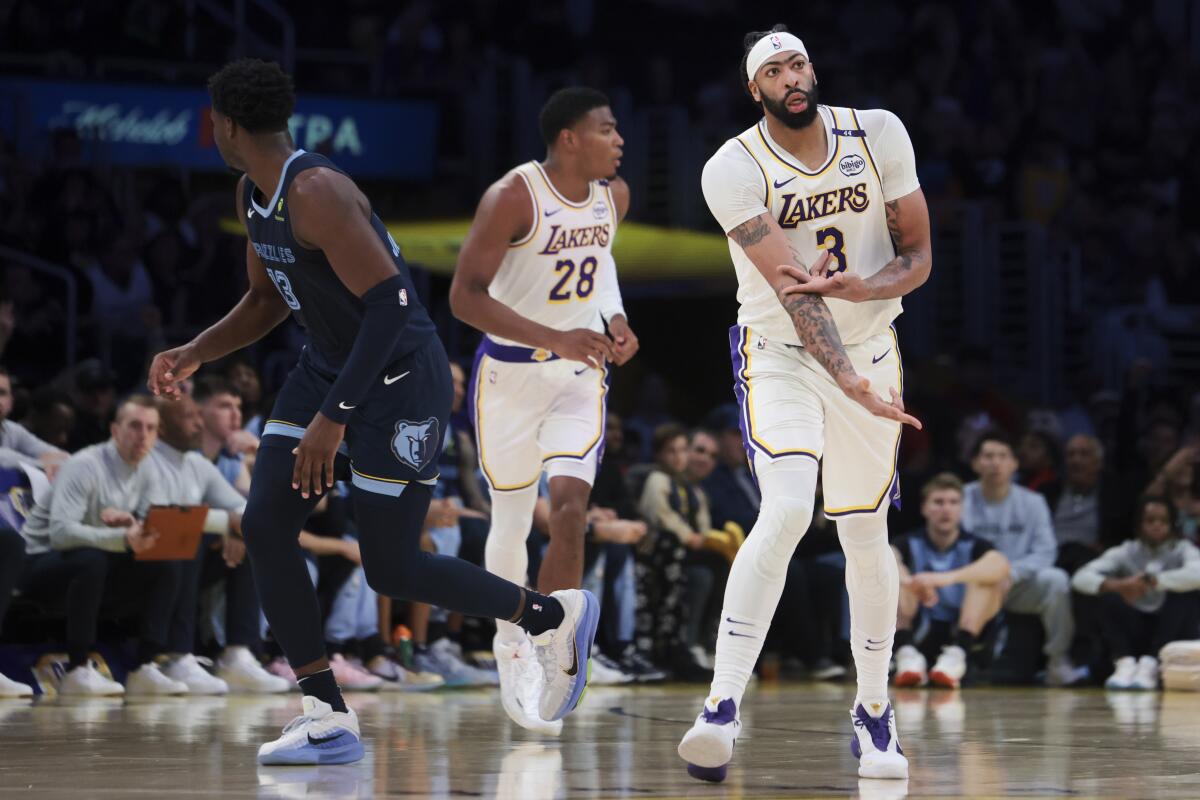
[488,161,623,347]
[701,105,920,346]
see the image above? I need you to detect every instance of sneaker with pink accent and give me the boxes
[266,657,299,689]
[329,654,383,691]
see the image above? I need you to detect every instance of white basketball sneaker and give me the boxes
[217,646,292,694]
[58,663,124,697]
[1106,656,1138,690]
[495,634,563,736]
[531,589,600,722]
[929,645,967,689]
[165,654,229,695]
[0,670,33,698]
[678,696,741,783]
[125,662,189,697]
[257,695,364,766]
[1132,656,1159,690]
[892,645,928,688]
[850,700,909,779]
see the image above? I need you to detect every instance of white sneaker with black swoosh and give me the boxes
[531,589,600,722]
[257,695,364,765]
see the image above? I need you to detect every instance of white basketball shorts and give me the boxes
[728,324,903,516]
[470,337,609,492]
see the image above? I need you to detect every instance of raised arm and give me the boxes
[148,175,290,398]
[449,175,615,366]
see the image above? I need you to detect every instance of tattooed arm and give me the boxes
[728,212,920,428]
[779,188,931,303]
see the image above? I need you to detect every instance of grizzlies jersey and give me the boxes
[242,149,436,376]
[487,161,621,347]
[701,106,920,347]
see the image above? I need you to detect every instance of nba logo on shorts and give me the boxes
[391,417,439,470]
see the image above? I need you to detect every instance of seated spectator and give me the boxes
[892,473,1011,689]
[0,467,35,696]
[1018,429,1060,497]
[1072,496,1200,691]
[635,423,715,680]
[961,431,1081,685]
[700,405,760,535]
[23,387,76,453]
[1145,445,1200,542]
[221,357,266,438]
[0,365,67,477]
[18,395,186,696]
[147,395,288,694]
[66,361,117,451]
[194,376,254,496]
[1046,434,1128,572]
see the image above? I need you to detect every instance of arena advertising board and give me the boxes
[0,78,437,178]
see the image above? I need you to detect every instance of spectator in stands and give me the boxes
[700,405,759,534]
[961,431,1081,685]
[148,395,288,694]
[892,473,1011,689]
[1018,429,1060,497]
[1045,434,1128,572]
[23,387,76,452]
[1072,496,1200,691]
[66,361,117,451]
[635,423,713,679]
[222,358,266,438]
[18,395,187,696]
[194,376,253,496]
[0,365,67,477]
[0,465,36,696]
[1145,445,1200,542]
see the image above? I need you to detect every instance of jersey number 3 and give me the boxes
[548,256,597,303]
[815,226,848,276]
[267,268,302,310]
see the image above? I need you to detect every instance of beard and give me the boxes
[761,84,820,129]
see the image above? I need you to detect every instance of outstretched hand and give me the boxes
[777,262,873,303]
[837,375,922,429]
[148,344,201,399]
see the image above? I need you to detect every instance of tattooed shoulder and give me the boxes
[729,214,771,248]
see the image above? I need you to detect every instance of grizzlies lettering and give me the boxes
[777,182,869,229]
[537,223,611,256]
[251,241,297,264]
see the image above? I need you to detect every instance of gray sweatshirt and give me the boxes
[1071,538,1200,613]
[144,441,246,533]
[0,419,66,470]
[961,481,1057,583]
[20,440,166,555]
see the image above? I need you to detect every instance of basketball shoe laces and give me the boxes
[853,705,894,752]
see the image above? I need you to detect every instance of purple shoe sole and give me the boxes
[686,763,728,783]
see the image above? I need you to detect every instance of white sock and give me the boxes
[836,509,898,708]
[709,458,817,707]
[485,484,539,644]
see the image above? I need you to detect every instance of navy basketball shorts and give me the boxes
[260,336,453,497]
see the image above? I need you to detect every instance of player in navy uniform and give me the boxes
[148,59,599,766]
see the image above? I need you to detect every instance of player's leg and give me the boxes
[680,328,824,781]
[819,329,906,778]
[539,475,591,593]
[892,553,927,688]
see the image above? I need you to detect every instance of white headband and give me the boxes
[745,31,809,82]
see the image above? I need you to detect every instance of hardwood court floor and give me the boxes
[2,682,1199,798]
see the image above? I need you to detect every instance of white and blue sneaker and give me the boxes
[678,697,740,783]
[531,589,600,722]
[256,695,364,766]
[850,700,908,779]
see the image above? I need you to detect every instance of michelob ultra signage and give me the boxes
[0,77,437,178]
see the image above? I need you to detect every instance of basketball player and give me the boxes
[147,59,599,765]
[676,26,931,782]
[450,87,635,735]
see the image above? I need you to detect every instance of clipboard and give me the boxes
[135,505,208,561]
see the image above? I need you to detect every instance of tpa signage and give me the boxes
[0,78,437,178]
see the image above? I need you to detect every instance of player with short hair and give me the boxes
[677,25,931,782]
[148,59,599,766]
[450,87,636,735]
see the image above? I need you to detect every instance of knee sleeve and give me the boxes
[745,496,814,583]
[836,511,897,609]
[484,484,538,586]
